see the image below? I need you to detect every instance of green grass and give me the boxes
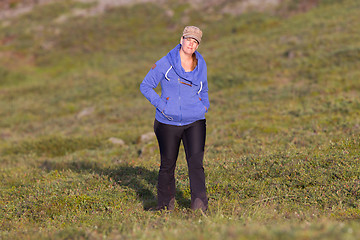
[1,0,360,239]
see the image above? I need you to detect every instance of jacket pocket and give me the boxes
[162,97,179,121]
[182,97,206,121]
[198,97,208,112]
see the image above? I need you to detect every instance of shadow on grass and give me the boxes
[41,160,191,210]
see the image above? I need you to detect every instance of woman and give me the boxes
[140,26,209,211]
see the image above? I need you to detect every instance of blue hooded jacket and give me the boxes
[140,44,209,126]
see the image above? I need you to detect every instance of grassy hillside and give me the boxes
[1,0,360,239]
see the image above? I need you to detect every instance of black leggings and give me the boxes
[154,119,208,211]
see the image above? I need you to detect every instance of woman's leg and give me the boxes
[182,119,208,211]
[154,120,182,210]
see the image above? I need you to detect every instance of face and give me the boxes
[180,37,199,55]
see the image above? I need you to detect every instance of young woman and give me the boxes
[140,26,209,211]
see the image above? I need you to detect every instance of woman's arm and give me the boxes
[140,63,167,112]
[199,64,210,112]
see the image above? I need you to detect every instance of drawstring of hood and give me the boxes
[197,81,202,94]
[165,66,172,81]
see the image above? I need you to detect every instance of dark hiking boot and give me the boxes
[191,198,207,212]
[156,197,175,211]
[168,197,175,211]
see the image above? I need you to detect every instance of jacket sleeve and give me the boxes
[140,63,167,112]
[199,63,210,112]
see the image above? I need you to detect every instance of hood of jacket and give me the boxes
[166,44,206,86]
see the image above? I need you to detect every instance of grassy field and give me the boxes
[1,0,360,239]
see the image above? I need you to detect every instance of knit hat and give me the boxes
[182,26,203,44]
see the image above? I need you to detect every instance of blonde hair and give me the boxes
[191,53,198,71]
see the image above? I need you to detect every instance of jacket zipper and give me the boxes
[178,78,182,125]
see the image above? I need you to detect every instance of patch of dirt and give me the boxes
[0,0,58,19]
[0,0,168,20]
[0,0,320,20]
[222,0,281,15]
